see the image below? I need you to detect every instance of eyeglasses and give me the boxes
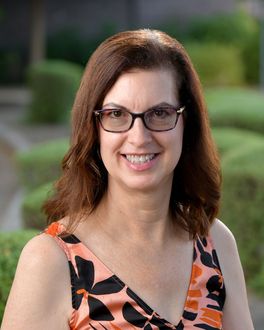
[93,106,185,133]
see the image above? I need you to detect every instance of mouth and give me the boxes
[123,153,157,164]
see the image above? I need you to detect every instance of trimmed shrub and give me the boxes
[16,138,68,190]
[27,60,83,123]
[185,43,245,86]
[220,142,264,294]
[186,10,260,84]
[22,182,53,230]
[0,230,38,322]
[206,88,264,134]
[187,10,258,47]
[212,127,264,156]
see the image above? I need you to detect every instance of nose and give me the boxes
[127,117,152,146]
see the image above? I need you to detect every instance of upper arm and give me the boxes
[210,219,254,330]
[1,234,72,330]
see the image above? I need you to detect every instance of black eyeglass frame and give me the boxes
[93,106,185,133]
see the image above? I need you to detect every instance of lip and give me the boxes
[121,153,159,171]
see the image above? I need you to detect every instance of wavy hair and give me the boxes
[43,29,221,237]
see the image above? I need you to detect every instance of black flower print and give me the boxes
[69,256,125,321]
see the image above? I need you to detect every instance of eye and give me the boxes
[104,109,124,118]
[151,108,172,118]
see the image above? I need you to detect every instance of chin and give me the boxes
[120,175,171,193]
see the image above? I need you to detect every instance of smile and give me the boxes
[124,154,156,164]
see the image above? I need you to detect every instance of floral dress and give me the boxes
[44,222,225,330]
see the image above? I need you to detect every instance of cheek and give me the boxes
[99,130,123,162]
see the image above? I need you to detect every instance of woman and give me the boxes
[1,29,253,329]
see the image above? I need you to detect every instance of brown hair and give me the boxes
[43,29,221,237]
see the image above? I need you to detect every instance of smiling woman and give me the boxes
[1,29,254,330]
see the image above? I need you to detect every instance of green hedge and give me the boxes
[0,230,38,323]
[187,11,258,47]
[212,127,264,156]
[185,43,245,86]
[22,182,53,230]
[27,60,83,123]
[16,138,68,190]
[220,142,264,295]
[186,10,260,84]
[206,88,264,134]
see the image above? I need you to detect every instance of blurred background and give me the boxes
[0,0,264,327]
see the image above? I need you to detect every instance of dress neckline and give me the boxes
[62,227,197,329]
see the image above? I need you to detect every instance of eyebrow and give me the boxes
[102,102,179,111]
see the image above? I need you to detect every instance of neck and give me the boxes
[95,180,176,246]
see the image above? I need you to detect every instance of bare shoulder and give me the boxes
[15,232,70,281]
[210,218,237,253]
[1,233,71,329]
[209,219,241,281]
[210,219,254,329]
[22,232,67,263]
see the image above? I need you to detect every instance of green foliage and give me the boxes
[22,182,53,230]
[186,10,260,84]
[211,127,264,156]
[241,25,260,84]
[27,60,83,123]
[185,43,245,86]
[47,24,117,65]
[0,230,38,322]
[205,88,264,134]
[47,28,96,65]
[250,264,264,296]
[187,10,258,46]
[220,143,264,290]
[16,138,68,190]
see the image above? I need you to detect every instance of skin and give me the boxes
[1,69,253,329]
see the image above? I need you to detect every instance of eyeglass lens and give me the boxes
[97,107,182,132]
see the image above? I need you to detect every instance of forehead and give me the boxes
[103,69,179,108]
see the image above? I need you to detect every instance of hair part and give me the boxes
[43,29,221,238]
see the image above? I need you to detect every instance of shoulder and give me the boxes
[210,218,237,252]
[1,233,71,329]
[209,219,239,274]
[19,232,69,273]
[15,232,71,304]
[209,219,254,329]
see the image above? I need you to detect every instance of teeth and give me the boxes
[125,154,155,164]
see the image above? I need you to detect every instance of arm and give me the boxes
[210,219,254,330]
[1,234,72,330]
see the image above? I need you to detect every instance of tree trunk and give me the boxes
[30,0,45,64]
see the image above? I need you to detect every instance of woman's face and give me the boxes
[99,68,184,193]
